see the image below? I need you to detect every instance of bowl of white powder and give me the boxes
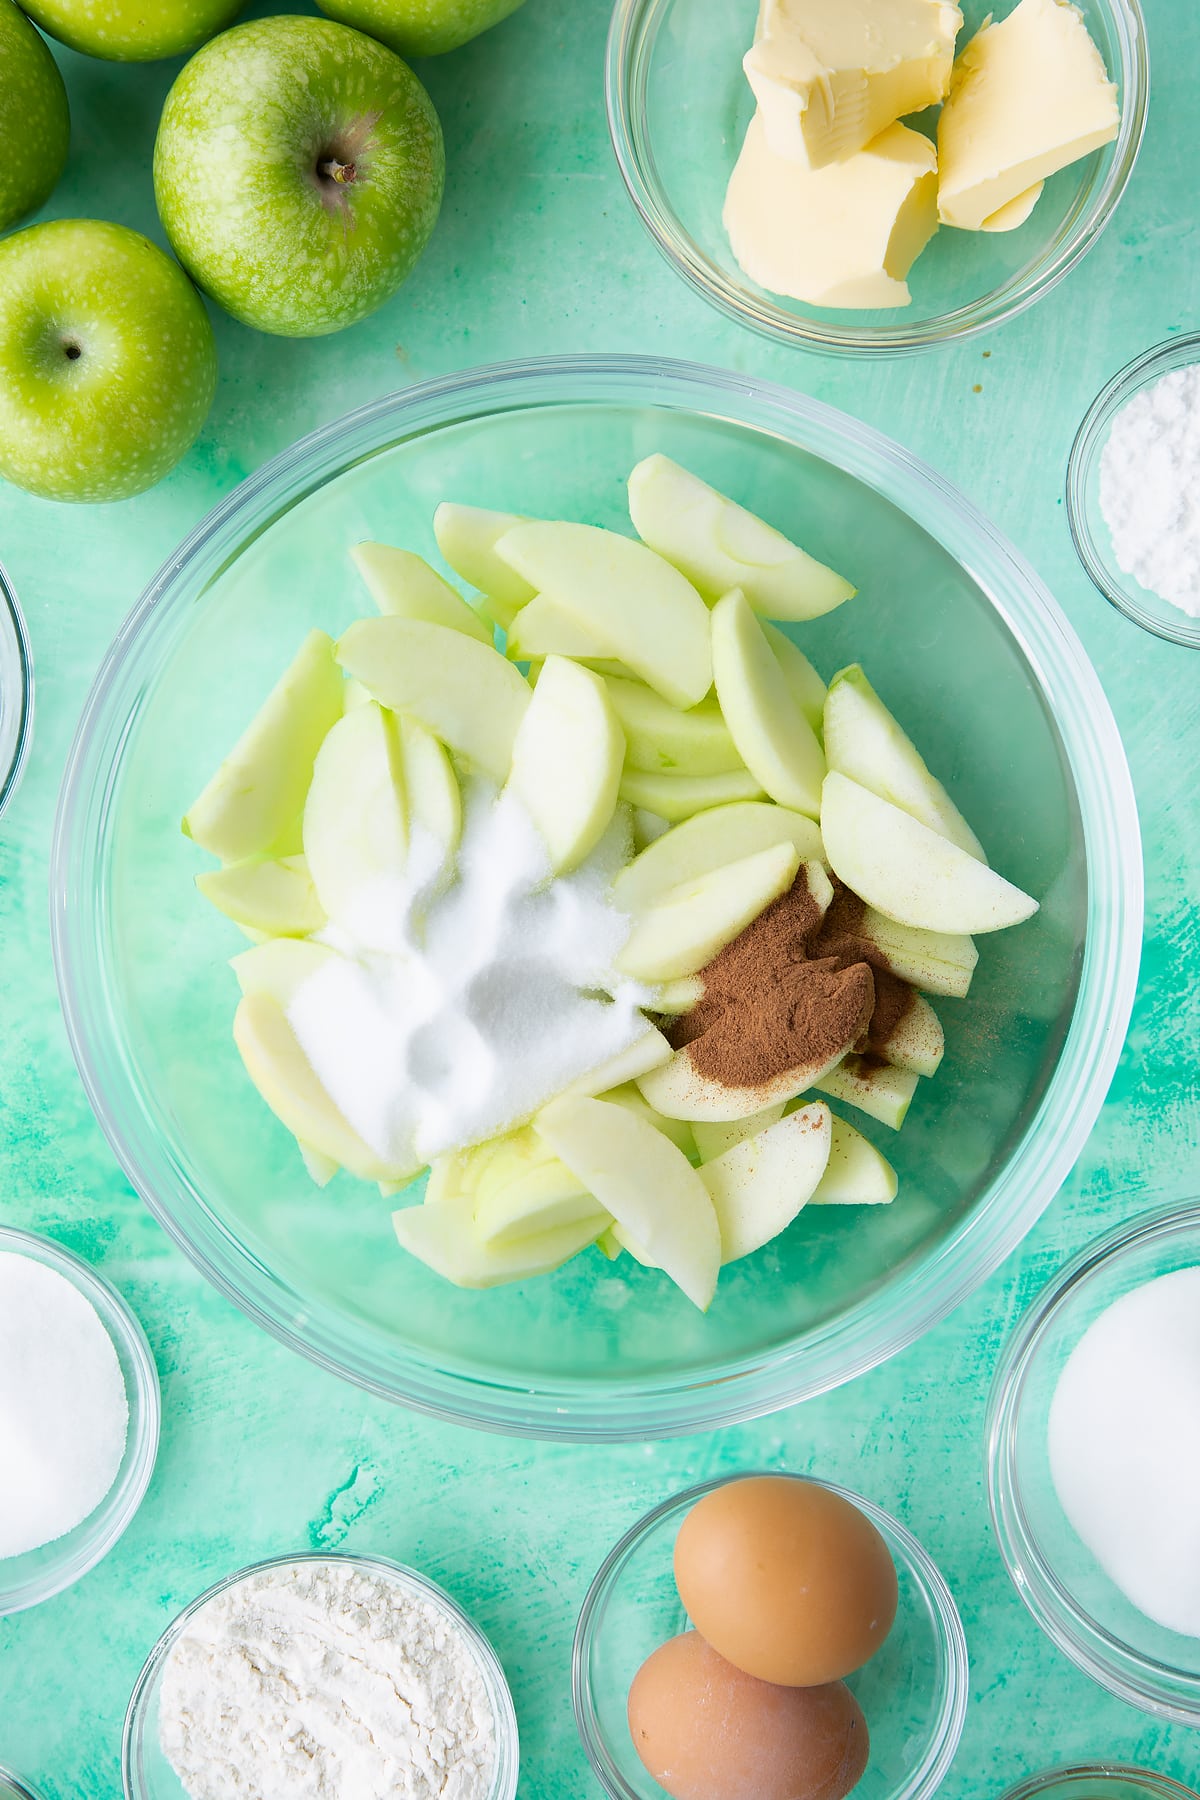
[123,1552,519,1800]
[0,1226,160,1616]
[987,1198,1200,1727]
[1067,335,1200,649]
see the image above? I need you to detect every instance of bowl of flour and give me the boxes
[122,1552,519,1800]
[1068,334,1200,649]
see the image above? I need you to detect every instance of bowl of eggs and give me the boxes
[573,1472,968,1800]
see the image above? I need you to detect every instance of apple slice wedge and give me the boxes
[822,772,1039,934]
[337,617,530,783]
[196,854,326,938]
[506,593,612,661]
[699,1103,832,1264]
[604,677,742,777]
[814,1056,920,1131]
[619,766,766,821]
[400,715,461,891]
[504,656,624,873]
[471,1131,602,1248]
[534,1094,721,1311]
[692,1103,786,1163]
[613,800,824,913]
[823,665,985,859]
[298,1141,340,1188]
[495,520,713,709]
[599,1083,697,1157]
[763,624,827,734]
[432,502,536,629]
[563,1027,673,1098]
[302,701,408,945]
[231,935,338,1005]
[393,1192,605,1288]
[810,1116,898,1206]
[351,542,493,646]
[627,454,855,621]
[711,589,825,817]
[184,628,343,863]
[852,906,978,999]
[616,839,800,983]
[872,991,944,1078]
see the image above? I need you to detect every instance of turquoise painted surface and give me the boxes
[0,0,1198,1794]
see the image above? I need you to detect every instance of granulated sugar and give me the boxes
[0,1251,128,1559]
[1099,362,1200,618]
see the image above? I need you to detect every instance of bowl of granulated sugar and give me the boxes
[1068,334,1200,649]
[0,1226,160,1615]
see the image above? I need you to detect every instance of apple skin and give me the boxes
[154,17,445,338]
[316,0,526,58]
[21,0,242,61]
[0,220,217,503]
[0,1,69,230]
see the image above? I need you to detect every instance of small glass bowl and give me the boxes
[123,1551,520,1800]
[0,560,33,821]
[0,1768,46,1800]
[987,1200,1200,1727]
[1067,335,1200,649]
[999,1769,1200,1800]
[0,1226,160,1617]
[574,1473,968,1800]
[606,0,1148,357]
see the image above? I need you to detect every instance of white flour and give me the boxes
[159,1559,498,1800]
[1099,362,1200,618]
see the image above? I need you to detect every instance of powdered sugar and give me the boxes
[1099,362,1200,618]
[159,1558,498,1800]
[288,782,648,1167]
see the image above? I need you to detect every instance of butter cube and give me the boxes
[938,0,1120,231]
[745,0,963,170]
[723,116,939,310]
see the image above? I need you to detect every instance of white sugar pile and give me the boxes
[0,1251,129,1560]
[1049,1264,1200,1638]
[1100,363,1200,618]
[289,782,648,1168]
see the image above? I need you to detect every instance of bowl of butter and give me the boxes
[606,0,1149,356]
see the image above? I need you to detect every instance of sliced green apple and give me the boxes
[234,991,409,1183]
[823,665,985,859]
[699,1103,832,1264]
[432,501,536,630]
[822,772,1039,934]
[196,854,326,939]
[603,676,742,777]
[393,1192,603,1288]
[814,1056,920,1131]
[810,1116,898,1206]
[853,906,978,999]
[763,624,827,734]
[599,1082,697,1158]
[400,715,461,886]
[612,800,824,913]
[337,617,531,783]
[872,991,944,1078]
[351,541,493,646]
[692,1103,786,1163]
[184,629,344,864]
[471,1132,603,1248]
[563,1027,673,1098]
[231,935,338,1004]
[616,840,800,983]
[627,454,855,621]
[619,766,766,822]
[302,701,408,941]
[712,588,825,817]
[504,656,624,873]
[534,1094,721,1311]
[343,676,373,712]
[647,976,706,1015]
[298,1141,340,1188]
[495,520,713,709]
[506,593,612,661]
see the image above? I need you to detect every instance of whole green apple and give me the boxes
[154,17,444,339]
[316,0,526,58]
[0,220,218,503]
[0,0,69,229]
[20,0,243,61]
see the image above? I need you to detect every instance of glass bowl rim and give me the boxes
[986,1198,1200,1726]
[0,559,34,823]
[604,0,1149,358]
[0,1767,47,1800]
[1066,332,1200,649]
[50,351,1144,1441]
[0,1223,161,1617]
[572,1469,969,1800]
[997,1767,1200,1800]
[122,1548,520,1800]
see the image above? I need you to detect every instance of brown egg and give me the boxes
[627,1631,869,1800]
[674,1476,898,1687]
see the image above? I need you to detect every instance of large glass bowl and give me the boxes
[0,560,33,822]
[606,0,1148,356]
[51,355,1142,1440]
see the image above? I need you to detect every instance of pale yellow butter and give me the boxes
[745,0,963,170]
[938,0,1120,231]
[723,115,939,309]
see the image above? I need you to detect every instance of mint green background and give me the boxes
[0,2,1198,1795]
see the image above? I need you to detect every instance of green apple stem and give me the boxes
[318,157,357,186]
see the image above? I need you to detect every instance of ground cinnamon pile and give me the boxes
[667,869,916,1090]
